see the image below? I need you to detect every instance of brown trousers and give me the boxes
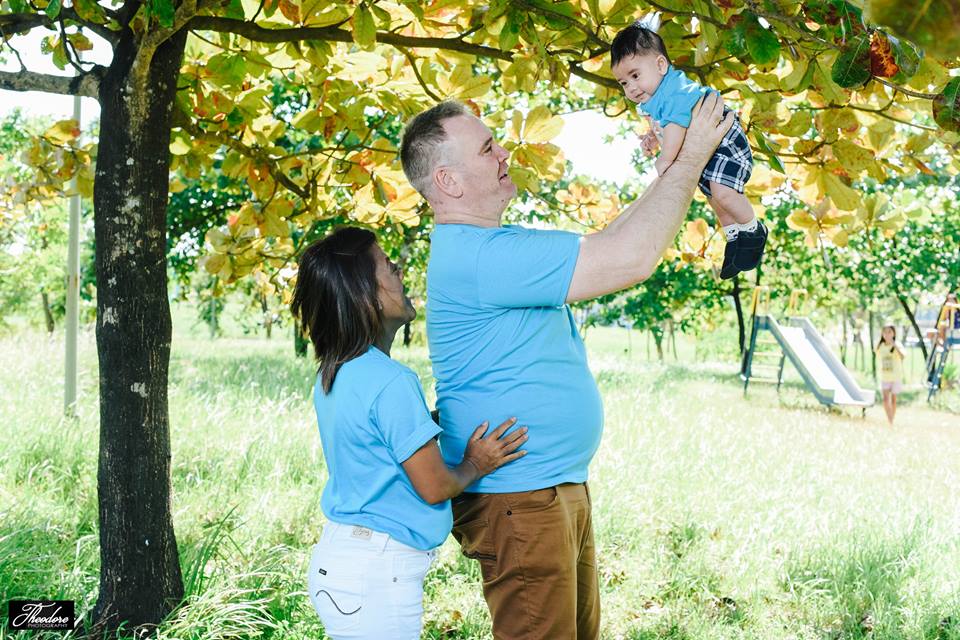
[452,482,600,639]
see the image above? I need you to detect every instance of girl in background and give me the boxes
[875,324,905,425]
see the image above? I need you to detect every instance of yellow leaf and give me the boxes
[786,209,817,230]
[205,228,232,252]
[353,182,384,224]
[820,172,860,211]
[832,139,873,173]
[522,106,564,144]
[778,110,812,137]
[44,119,80,145]
[169,137,191,155]
[439,64,492,100]
[204,253,227,275]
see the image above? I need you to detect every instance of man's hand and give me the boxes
[678,93,733,165]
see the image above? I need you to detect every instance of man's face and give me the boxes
[612,52,668,104]
[440,115,516,207]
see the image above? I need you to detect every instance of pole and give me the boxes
[65,94,81,416]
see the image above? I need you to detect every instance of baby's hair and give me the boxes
[611,18,671,67]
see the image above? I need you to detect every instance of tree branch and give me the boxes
[0,9,120,45]
[189,17,514,62]
[0,67,102,98]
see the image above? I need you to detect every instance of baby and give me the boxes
[611,21,767,279]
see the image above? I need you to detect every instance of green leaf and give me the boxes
[8,0,28,12]
[51,41,68,70]
[225,0,244,20]
[44,0,61,20]
[352,3,376,50]
[73,0,107,23]
[499,9,522,52]
[206,53,247,89]
[743,13,780,66]
[723,20,748,59]
[150,0,175,28]
[889,35,922,84]
[752,129,785,173]
[831,37,871,88]
[933,77,960,133]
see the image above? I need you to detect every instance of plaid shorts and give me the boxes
[699,111,752,198]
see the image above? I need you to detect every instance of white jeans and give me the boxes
[307,522,436,640]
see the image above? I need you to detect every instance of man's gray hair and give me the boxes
[400,100,469,197]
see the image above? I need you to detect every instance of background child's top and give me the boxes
[638,65,710,129]
[874,344,904,384]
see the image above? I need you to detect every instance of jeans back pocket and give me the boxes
[308,546,363,637]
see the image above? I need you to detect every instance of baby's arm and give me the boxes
[655,123,686,176]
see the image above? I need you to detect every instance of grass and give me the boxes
[2,302,959,639]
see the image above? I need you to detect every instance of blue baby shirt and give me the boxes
[639,65,711,128]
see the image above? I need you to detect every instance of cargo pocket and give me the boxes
[307,546,363,636]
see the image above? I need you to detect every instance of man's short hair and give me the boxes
[610,21,671,67]
[400,100,469,197]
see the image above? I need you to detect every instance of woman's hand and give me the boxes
[463,417,528,475]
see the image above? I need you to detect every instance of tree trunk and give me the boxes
[294,325,309,357]
[261,292,272,339]
[895,290,928,361]
[653,329,664,362]
[41,291,55,334]
[868,309,876,378]
[87,28,187,637]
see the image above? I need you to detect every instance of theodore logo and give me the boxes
[8,600,75,631]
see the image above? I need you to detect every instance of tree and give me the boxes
[1,0,959,634]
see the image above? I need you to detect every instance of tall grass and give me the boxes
[1,310,958,639]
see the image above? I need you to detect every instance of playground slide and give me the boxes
[766,316,875,407]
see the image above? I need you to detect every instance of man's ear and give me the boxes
[433,166,463,199]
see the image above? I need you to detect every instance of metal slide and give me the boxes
[753,315,875,407]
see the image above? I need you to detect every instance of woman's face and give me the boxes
[882,326,895,342]
[371,243,416,325]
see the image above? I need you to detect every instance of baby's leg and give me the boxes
[707,196,736,228]
[708,182,754,225]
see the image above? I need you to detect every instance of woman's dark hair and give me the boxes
[290,227,382,393]
[611,20,671,67]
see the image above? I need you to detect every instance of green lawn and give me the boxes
[2,307,959,639]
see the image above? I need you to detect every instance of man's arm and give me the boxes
[654,123,686,176]
[566,93,733,303]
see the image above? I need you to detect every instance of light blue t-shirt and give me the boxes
[426,224,604,493]
[313,346,450,550]
[639,64,711,129]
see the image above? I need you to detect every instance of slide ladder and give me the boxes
[927,302,959,402]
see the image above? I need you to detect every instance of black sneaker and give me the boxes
[734,220,768,273]
[719,235,740,280]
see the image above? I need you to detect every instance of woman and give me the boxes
[290,227,527,639]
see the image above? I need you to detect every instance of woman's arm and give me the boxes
[402,418,527,505]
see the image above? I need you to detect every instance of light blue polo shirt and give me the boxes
[639,64,711,128]
[426,224,604,493]
[313,346,450,550]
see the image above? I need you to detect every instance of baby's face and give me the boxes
[612,52,669,104]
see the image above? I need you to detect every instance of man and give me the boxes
[399,95,732,639]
